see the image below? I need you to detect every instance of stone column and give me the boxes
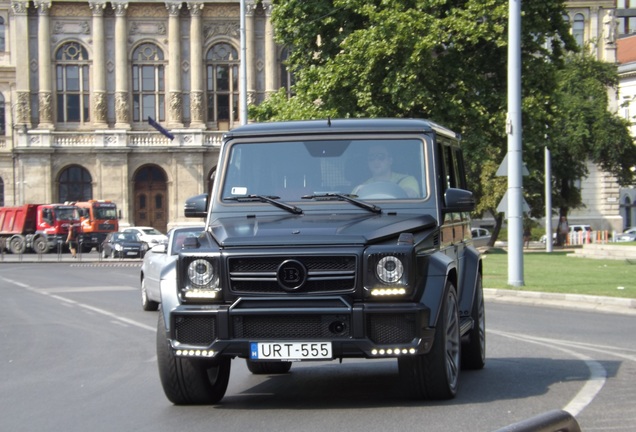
[187,2,204,128]
[166,2,183,127]
[263,1,277,97]
[35,1,53,128]
[245,1,257,105]
[89,2,108,127]
[113,2,130,129]
[11,1,31,127]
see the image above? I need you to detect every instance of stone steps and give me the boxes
[568,243,636,261]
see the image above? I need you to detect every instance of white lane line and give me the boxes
[43,286,136,293]
[2,276,155,333]
[490,329,607,417]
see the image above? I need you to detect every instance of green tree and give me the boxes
[251,0,636,240]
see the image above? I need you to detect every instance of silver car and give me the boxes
[140,226,205,311]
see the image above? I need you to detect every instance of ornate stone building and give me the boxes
[563,1,624,232]
[0,1,630,233]
[0,0,285,232]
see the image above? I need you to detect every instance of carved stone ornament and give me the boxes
[187,3,204,16]
[115,92,130,123]
[11,1,30,16]
[169,92,183,121]
[17,92,31,124]
[39,92,53,124]
[89,2,107,16]
[93,92,107,123]
[190,91,203,122]
[166,2,182,16]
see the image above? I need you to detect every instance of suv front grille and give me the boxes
[367,314,417,344]
[228,255,357,295]
[233,315,351,339]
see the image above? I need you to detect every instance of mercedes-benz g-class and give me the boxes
[156,118,485,404]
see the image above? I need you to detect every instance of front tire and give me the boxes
[398,281,461,400]
[245,360,292,374]
[156,314,231,405]
[461,275,486,370]
[141,278,159,312]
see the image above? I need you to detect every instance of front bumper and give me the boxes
[166,297,434,359]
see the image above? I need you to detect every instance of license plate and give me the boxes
[126,251,137,255]
[250,342,332,360]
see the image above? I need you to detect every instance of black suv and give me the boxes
[156,118,485,404]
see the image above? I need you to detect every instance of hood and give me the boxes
[209,213,437,247]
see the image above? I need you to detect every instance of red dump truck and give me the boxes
[0,203,81,254]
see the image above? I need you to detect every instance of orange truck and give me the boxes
[0,203,80,254]
[73,200,119,252]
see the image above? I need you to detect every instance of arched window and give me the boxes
[56,42,90,123]
[0,17,5,52]
[625,196,633,229]
[0,177,4,206]
[280,47,295,98]
[0,93,5,135]
[58,165,92,202]
[206,43,239,124]
[573,14,585,47]
[132,43,165,122]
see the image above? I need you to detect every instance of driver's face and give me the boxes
[367,147,392,177]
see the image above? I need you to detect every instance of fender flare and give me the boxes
[419,251,456,327]
[458,246,483,318]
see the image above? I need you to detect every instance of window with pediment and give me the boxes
[132,43,165,122]
[573,14,585,47]
[56,42,90,123]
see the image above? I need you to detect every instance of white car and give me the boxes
[616,227,636,242]
[123,226,168,247]
[139,226,205,311]
[471,227,491,248]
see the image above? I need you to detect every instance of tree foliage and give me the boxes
[251,0,636,224]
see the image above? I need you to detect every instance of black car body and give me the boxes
[100,231,147,258]
[157,119,485,404]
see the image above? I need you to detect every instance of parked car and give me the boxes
[122,226,168,247]
[139,226,205,311]
[471,227,491,248]
[100,231,148,259]
[616,227,636,242]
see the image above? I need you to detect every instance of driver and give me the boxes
[352,144,420,197]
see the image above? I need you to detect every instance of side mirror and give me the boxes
[184,194,208,218]
[150,244,167,254]
[444,188,475,212]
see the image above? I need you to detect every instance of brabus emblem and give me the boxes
[277,259,307,291]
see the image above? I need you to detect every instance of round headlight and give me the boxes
[187,259,216,287]
[376,256,404,283]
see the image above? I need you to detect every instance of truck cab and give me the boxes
[74,200,119,252]
[157,119,485,404]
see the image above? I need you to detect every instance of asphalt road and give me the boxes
[1,260,635,432]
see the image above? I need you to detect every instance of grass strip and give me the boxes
[481,249,635,299]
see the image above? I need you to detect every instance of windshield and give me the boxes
[55,207,80,221]
[221,138,427,202]
[94,206,118,219]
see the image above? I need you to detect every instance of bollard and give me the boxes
[493,409,581,432]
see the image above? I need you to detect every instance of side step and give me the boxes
[459,317,474,337]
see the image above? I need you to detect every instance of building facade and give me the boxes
[0,0,285,232]
[617,1,636,230]
[0,1,631,234]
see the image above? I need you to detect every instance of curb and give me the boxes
[485,288,636,316]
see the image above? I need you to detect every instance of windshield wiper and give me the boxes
[224,195,303,215]
[302,193,382,214]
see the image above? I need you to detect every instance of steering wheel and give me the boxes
[355,181,408,199]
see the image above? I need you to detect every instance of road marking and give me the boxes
[491,329,607,417]
[42,286,136,293]
[1,276,155,333]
